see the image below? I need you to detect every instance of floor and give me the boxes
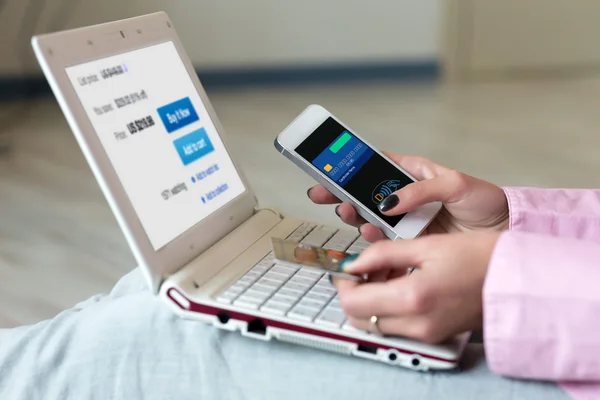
[1,77,600,328]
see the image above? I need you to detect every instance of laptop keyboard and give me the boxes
[216,222,370,330]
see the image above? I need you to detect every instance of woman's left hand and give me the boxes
[334,231,501,344]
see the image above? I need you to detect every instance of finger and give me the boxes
[382,153,449,181]
[337,278,419,318]
[307,185,340,204]
[331,274,361,293]
[379,171,469,215]
[340,239,424,275]
[346,316,441,343]
[366,269,390,284]
[389,268,409,280]
[336,203,367,227]
[358,224,387,243]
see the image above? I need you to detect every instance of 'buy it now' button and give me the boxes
[157,97,199,134]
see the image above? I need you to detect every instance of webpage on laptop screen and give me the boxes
[65,41,246,250]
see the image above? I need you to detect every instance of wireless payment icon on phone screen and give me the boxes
[295,117,414,228]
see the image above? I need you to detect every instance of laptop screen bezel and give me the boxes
[32,12,257,292]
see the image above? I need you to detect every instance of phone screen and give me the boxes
[295,117,413,228]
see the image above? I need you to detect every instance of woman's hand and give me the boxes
[308,154,509,243]
[334,231,500,343]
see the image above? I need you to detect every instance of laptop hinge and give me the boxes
[158,206,285,291]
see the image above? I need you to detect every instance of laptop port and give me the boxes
[357,344,377,355]
[247,319,267,336]
[217,312,230,324]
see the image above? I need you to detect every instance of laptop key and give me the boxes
[256,278,281,288]
[289,276,317,286]
[243,289,270,301]
[233,296,263,310]
[248,284,276,296]
[315,309,346,328]
[296,269,323,279]
[244,271,263,280]
[216,292,237,304]
[270,294,298,305]
[252,265,270,274]
[238,276,256,285]
[260,301,292,316]
[342,321,362,333]
[263,271,290,282]
[296,298,327,310]
[323,243,348,252]
[287,306,319,322]
[271,265,297,275]
[304,291,334,302]
[310,286,336,296]
[316,277,335,289]
[282,281,310,293]
[276,287,303,299]
[328,297,342,310]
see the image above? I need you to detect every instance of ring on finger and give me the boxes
[370,315,383,336]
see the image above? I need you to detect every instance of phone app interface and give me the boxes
[295,117,413,227]
[66,41,246,250]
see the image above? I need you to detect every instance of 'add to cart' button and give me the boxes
[173,127,215,166]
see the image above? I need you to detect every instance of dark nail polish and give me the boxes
[328,274,333,284]
[340,254,359,271]
[335,205,341,217]
[378,194,399,212]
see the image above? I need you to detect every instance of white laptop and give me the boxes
[31,11,469,371]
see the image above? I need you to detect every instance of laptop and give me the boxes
[31,11,469,371]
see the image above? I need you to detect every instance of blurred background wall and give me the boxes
[0,0,441,77]
[445,0,600,80]
[3,0,600,88]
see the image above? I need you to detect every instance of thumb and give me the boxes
[378,171,466,215]
[341,239,424,275]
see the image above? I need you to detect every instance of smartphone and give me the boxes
[274,104,442,240]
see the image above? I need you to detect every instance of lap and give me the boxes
[0,269,568,400]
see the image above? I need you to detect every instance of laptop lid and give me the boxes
[32,12,257,293]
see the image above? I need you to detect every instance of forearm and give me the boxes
[484,230,600,382]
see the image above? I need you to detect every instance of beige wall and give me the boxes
[0,0,441,75]
[444,0,600,79]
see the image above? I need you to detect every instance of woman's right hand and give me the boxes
[307,153,510,243]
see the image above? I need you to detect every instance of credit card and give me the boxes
[270,237,362,281]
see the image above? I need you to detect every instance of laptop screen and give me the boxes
[64,41,246,250]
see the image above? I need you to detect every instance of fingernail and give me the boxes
[357,224,363,235]
[378,194,399,212]
[335,205,341,217]
[340,254,359,271]
[328,274,333,284]
[306,188,313,198]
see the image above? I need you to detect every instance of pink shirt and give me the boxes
[484,187,600,400]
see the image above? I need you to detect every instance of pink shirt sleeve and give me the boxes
[504,187,600,239]
[484,187,600,399]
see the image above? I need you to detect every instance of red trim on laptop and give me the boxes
[166,288,455,364]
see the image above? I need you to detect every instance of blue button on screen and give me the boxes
[157,97,200,133]
[173,127,215,166]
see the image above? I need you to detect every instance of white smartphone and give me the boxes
[274,104,442,240]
